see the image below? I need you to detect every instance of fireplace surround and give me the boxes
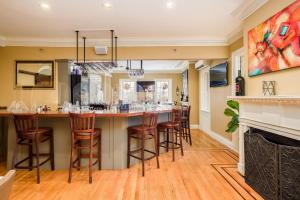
[228,96,300,200]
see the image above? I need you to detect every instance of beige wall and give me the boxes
[0,46,228,109]
[210,59,232,140]
[111,73,183,103]
[188,64,199,125]
[209,0,297,147]
[209,37,244,141]
[243,0,299,96]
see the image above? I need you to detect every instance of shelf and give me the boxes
[227,96,300,104]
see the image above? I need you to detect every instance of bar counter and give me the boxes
[0,109,171,170]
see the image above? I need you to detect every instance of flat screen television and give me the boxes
[210,62,228,87]
[136,81,155,92]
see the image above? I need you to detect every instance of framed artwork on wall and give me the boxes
[16,60,54,89]
[248,0,300,77]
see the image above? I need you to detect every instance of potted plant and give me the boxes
[224,100,239,150]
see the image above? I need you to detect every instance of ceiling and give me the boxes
[113,60,189,72]
[0,0,246,46]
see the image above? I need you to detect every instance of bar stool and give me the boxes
[68,112,101,184]
[127,112,159,176]
[157,108,184,161]
[12,113,55,184]
[182,105,192,145]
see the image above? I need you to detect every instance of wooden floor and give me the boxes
[0,130,263,200]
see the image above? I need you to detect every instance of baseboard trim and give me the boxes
[199,128,238,153]
[190,124,199,129]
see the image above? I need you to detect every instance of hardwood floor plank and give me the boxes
[0,130,262,200]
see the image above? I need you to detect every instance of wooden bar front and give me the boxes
[0,110,170,170]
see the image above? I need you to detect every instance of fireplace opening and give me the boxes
[245,128,300,200]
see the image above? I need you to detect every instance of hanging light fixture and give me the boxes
[73,29,119,75]
[127,60,144,79]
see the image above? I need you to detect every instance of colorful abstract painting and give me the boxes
[248,0,300,77]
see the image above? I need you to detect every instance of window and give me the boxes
[119,79,136,104]
[119,79,172,104]
[89,74,103,104]
[200,67,210,112]
[155,79,172,103]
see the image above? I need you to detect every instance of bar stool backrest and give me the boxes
[13,114,38,139]
[182,105,191,120]
[142,112,158,130]
[171,109,182,124]
[69,112,95,135]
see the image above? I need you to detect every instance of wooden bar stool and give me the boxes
[68,112,101,184]
[12,113,55,184]
[127,112,159,176]
[157,108,184,161]
[182,105,192,145]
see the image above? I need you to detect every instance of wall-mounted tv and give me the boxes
[209,62,228,87]
[136,81,155,92]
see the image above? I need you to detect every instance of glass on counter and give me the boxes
[7,101,29,113]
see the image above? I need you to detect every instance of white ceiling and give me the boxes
[113,60,189,72]
[0,0,246,46]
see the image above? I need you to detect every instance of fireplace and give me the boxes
[228,96,300,200]
[245,128,300,200]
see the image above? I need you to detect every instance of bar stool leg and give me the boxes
[157,128,160,156]
[68,134,74,183]
[179,129,184,156]
[171,128,175,162]
[89,135,93,184]
[153,129,160,169]
[98,134,101,170]
[29,140,33,171]
[166,129,169,152]
[127,131,131,168]
[141,133,145,176]
[188,124,192,145]
[185,124,188,142]
[34,137,41,184]
[77,141,81,171]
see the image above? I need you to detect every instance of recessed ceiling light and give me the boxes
[40,2,50,10]
[103,0,112,8]
[103,3,112,8]
[166,0,174,9]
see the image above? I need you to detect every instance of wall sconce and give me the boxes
[176,86,180,96]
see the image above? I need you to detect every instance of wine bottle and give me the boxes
[235,70,245,96]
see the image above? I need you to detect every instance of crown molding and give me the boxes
[0,36,6,47]
[231,0,269,21]
[4,37,229,47]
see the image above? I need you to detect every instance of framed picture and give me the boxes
[248,0,300,77]
[16,61,54,89]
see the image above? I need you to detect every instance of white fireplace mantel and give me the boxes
[227,96,300,175]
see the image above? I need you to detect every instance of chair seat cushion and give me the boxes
[21,127,53,140]
[128,125,153,133]
[158,121,180,129]
[75,128,101,140]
